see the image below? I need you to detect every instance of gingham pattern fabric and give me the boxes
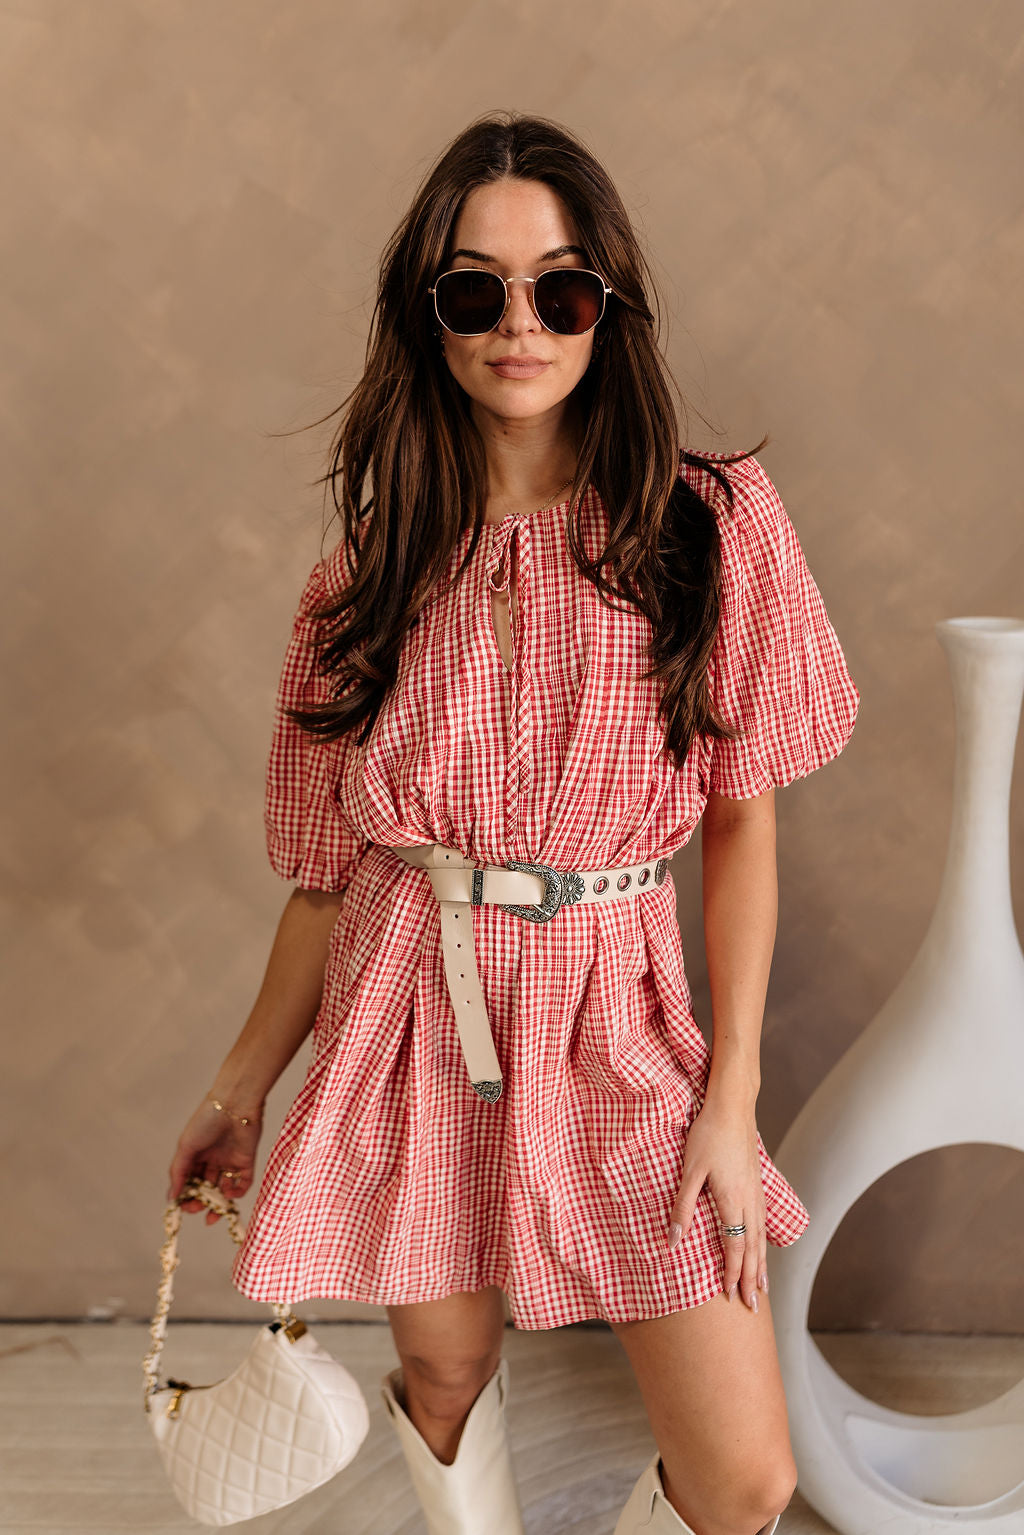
[232,453,859,1329]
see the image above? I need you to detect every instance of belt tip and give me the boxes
[471,1079,503,1103]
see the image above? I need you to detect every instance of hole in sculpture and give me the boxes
[808,1143,1024,1506]
[811,1144,1024,1410]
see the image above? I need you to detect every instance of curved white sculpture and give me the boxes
[771,617,1024,1534]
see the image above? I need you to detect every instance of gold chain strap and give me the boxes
[141,1178,293,1412]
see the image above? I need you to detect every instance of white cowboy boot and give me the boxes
[613,1450,780,1534]
[380,1355,527,1534]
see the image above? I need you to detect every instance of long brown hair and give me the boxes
[292,110,761,771]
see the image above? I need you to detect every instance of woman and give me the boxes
[169,111,858,1535]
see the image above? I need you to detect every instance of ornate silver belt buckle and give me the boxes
[498,859,585,923]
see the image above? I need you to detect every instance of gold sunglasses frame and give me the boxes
[427,266,613,337]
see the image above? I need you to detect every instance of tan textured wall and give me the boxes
[3,1,1022,1328]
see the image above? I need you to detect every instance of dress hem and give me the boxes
[231,1267,743,1332]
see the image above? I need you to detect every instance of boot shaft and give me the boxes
[381,1356,527,1535]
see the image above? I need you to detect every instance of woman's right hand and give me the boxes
[163,886,341,1224]
[167,1095,265,1225]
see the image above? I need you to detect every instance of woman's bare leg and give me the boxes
[610,1290,797,1535]
[385,1285,509,1464]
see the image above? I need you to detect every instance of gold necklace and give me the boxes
[537,474,574,512]
[490,474,574,524]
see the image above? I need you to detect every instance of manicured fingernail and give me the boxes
[668,1222,682,1249]
[759,1272,769,1292]
[727,1282,737,1301]
[749,1292,759,1313]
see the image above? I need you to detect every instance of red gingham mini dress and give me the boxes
[231,451,860,1329]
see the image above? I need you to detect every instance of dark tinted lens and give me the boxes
[434,270,506,334]
[534,270,605,334]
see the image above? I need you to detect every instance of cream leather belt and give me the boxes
[389,843,670,1103]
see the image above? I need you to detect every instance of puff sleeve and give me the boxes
[264,555,371,892]
[706,456,860,799]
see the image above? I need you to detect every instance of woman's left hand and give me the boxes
[668,1096,768,1311]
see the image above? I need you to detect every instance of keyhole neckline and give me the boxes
[473,488,582,532]
[486,495,570,527]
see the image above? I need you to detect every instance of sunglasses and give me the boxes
[428,266,612,337]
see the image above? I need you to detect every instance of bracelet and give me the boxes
[207,1092,261,1127]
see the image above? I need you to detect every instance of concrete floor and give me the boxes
[0,1323,1020,1533]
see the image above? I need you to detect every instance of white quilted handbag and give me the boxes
[142,1178,370,1526]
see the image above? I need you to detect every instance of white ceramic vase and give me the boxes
[770,617,1024,1534]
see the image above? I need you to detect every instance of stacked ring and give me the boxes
[721,1222,747,1238]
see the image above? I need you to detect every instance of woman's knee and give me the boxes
[398,1348,503,1421]
[667,1449,796,1534]
[735,1455,797,1530]
[386,1286,507,1421]
[613,1288,797,1532]
[773,1455,799,1509]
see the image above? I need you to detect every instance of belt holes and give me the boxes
[617,872,632,891]
[592,876,609,894]
[638,867,651,885]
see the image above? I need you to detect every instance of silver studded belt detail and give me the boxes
[388,844,670,1103]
